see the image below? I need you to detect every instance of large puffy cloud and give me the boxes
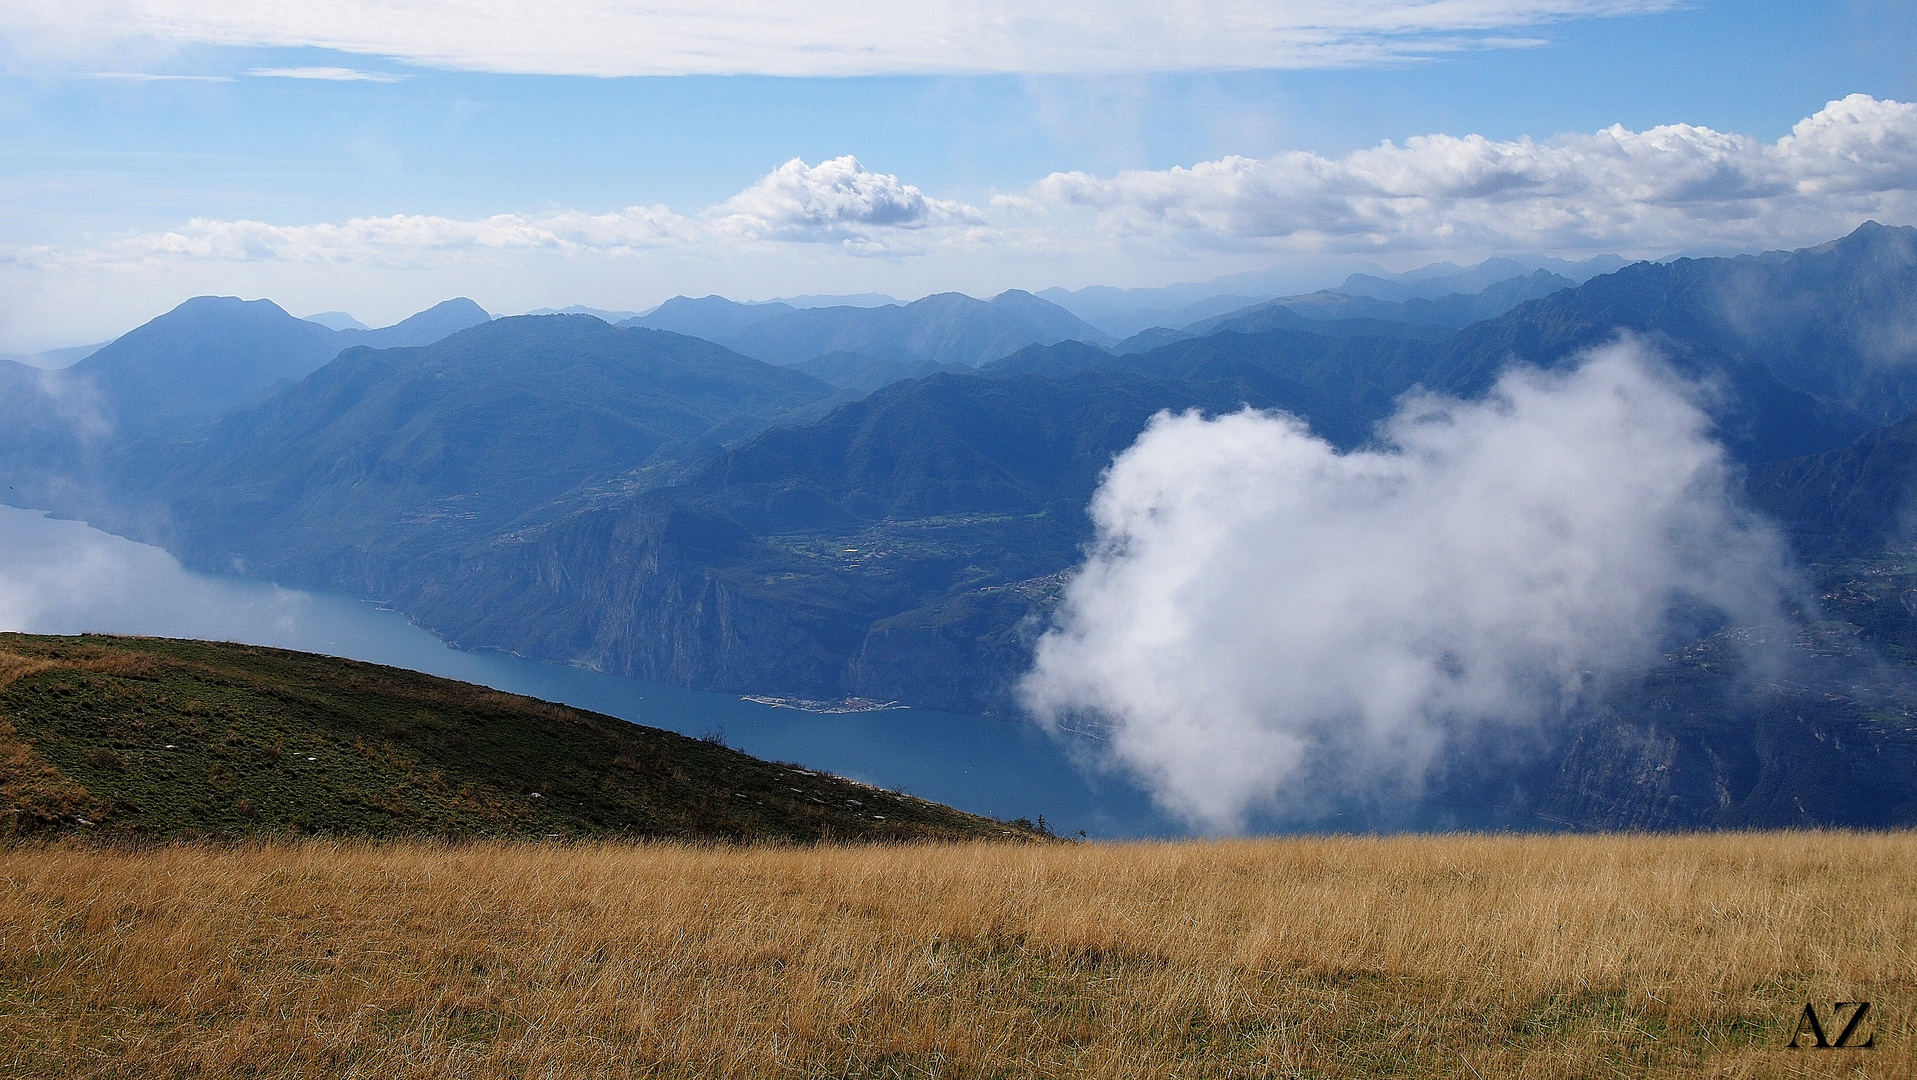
[711,156,983,249]
[2,1,1672,77]
[1020,343,1797,831]
[1026,94,1917,255]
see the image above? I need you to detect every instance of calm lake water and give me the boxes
[0,504,1558,838]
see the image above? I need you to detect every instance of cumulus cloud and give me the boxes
[1021,342,1797,831]
[1027,94,1917,256]
[711,156,984,248]
[1,0,1673,77]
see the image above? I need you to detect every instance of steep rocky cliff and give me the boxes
[1432,622,1917,830]
[400,497,859,695]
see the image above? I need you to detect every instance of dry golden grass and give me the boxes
[0,832,1910,1078]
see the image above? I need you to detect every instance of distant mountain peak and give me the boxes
[423,297,487,317]
[48,295,494,431]
[987,288,1059,310]
[624,295,799,339]
[1811,219,1916,256]
[333,297,491,350]
[302,310,371,331]
[171,295,301,318]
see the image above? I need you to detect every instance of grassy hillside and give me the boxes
[0,633,1038,843]
[0,832,1908,1077]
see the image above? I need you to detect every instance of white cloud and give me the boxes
[65,205,694,268]
[5,100,1915,309]
[246,66,403,81]
[1026,94,1917,257]
[1,0,1674,77]
[711,156,983,248]
[1020,342,1797,831]
[87,70,231,80]
[8,158,977,269]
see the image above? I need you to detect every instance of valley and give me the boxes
[7,224,1917,833]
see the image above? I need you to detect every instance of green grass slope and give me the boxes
[0,634,1039,844]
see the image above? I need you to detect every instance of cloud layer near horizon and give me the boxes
[1020,343,1797,831]
[1018,94,1917,256]
[4,0,1672,77]
[8,97,1912,278]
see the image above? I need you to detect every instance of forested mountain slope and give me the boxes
[111,315,836,586]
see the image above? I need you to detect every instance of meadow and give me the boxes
[0,831,1909,1078]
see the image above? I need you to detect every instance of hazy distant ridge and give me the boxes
[627,290,1114,368]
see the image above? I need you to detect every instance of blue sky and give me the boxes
[2,0,1913,349]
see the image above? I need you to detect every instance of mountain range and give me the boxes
[1196,268,1580,332]
[111,316,838,588]
[1038,252,1630,337]
[623,290,1114,367]
[7,223,1917,831]
[4,296,491,439]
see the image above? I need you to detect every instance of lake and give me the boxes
[0,504,1557,838]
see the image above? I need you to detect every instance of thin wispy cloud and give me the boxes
[246,66,404,82]
[6,0,1676,77]
[88,71,232,81]
[86,205,693,267]
[10,99,1914,275]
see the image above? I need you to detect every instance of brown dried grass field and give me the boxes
[0,832,1910,1079]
